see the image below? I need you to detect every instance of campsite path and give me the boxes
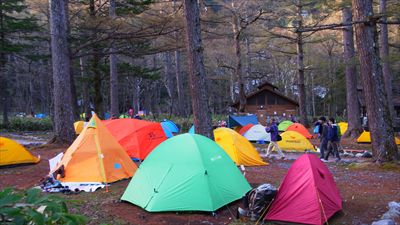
[1,136,399,225]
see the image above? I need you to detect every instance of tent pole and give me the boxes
[316,188,329,225]
[94,132,108,192]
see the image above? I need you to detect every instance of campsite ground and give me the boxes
[1,132,400,225]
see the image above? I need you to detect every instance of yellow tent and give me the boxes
[0,137,40,166]
[338,122,348,135]
[278,131,316,152]
[357,131,400,144]
[214,127,267,166]
[73,121,87,134]
[51,114,137,183]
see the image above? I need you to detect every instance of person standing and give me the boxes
[319,116,329,162]
[265,119,285,159]
[325,117,341,162]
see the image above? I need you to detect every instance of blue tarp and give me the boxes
[34,113,46,119]
[228,115,258,128]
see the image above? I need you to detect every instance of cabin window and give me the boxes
[257,92,266,105]
[267,94,276,105]
[248,97,257,105]
[277,97,289,105]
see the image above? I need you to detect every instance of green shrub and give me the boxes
[1,117,53,131]
[0,187,87,225]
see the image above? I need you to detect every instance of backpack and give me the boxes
[238,184,277,221]
[336,124,342,139]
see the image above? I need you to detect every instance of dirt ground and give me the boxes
[1,133,400,225]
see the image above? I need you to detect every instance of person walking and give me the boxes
[325,118,341,162]
[318,116,329,162]
[265,119,285,159]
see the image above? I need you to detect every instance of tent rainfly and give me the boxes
[214,127,267,166]
[265,154,342,225]
[121,133,251,212]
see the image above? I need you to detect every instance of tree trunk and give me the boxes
[296,2,309,127]
[109,0,119,118]
[89,0,103,118]
[183,0,213,139]
[342,6,362,138]
[174,50,186,116]
[232,7,246,112]
[352,0,399,162]
[163,51,176,115]
[379,0,395,122]
[49,0,75,143]
[0,2,9,127]
[79,56,91,120]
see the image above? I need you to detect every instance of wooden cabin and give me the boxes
[358,79,400,131]
[231,82,299,125]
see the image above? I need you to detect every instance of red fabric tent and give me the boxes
[286,123,313,139]
[103,119,167,160]
[239,124,254,135]
[265,154,342,225]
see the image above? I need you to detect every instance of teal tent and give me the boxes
[121,133,251,212]
[278,120,293,132]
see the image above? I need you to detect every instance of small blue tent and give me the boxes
[161,120,179,138]
[188,125,195,134]
[228,115,258,128]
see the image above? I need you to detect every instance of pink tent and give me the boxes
[265,154,342,225]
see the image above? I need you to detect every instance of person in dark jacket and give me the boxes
[265,119,285,159]
[325,117,341,162]
[319,116,329,162]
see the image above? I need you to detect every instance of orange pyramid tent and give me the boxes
[51,114,137,183]
[286,123,313,139]
[103,118,167,160]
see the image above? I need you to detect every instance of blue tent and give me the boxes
[161,122,176,138]
[188,125,195,134]
[161,120,179,133]
[34,113,46,119]
[228,115,258,128]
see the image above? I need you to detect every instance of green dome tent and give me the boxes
[121,133,251,212]
[278,120,293,132]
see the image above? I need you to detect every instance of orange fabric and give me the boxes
[52,114,137,183]
[286,123,313,139]
[239,124,254,135]
[103,119,167,160]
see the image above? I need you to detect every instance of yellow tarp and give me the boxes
[0,137,40,166]
[338,122,348,135]
[278,131,316,152]
[357,131,400,144]
[52,114,137,183]
[214,127,267,166]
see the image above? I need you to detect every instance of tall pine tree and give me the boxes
[0,0,38,127]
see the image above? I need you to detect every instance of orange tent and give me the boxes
[51,114,137,183]
[103,118,167,160]
[286,123,313,139]
[239,124,254,135]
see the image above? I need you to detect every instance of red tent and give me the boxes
[103,119,167,160]
[239,124,254,135]
[286,123,313,139]
[265,154,342,225]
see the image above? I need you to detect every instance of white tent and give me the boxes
[242,124,271,142]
